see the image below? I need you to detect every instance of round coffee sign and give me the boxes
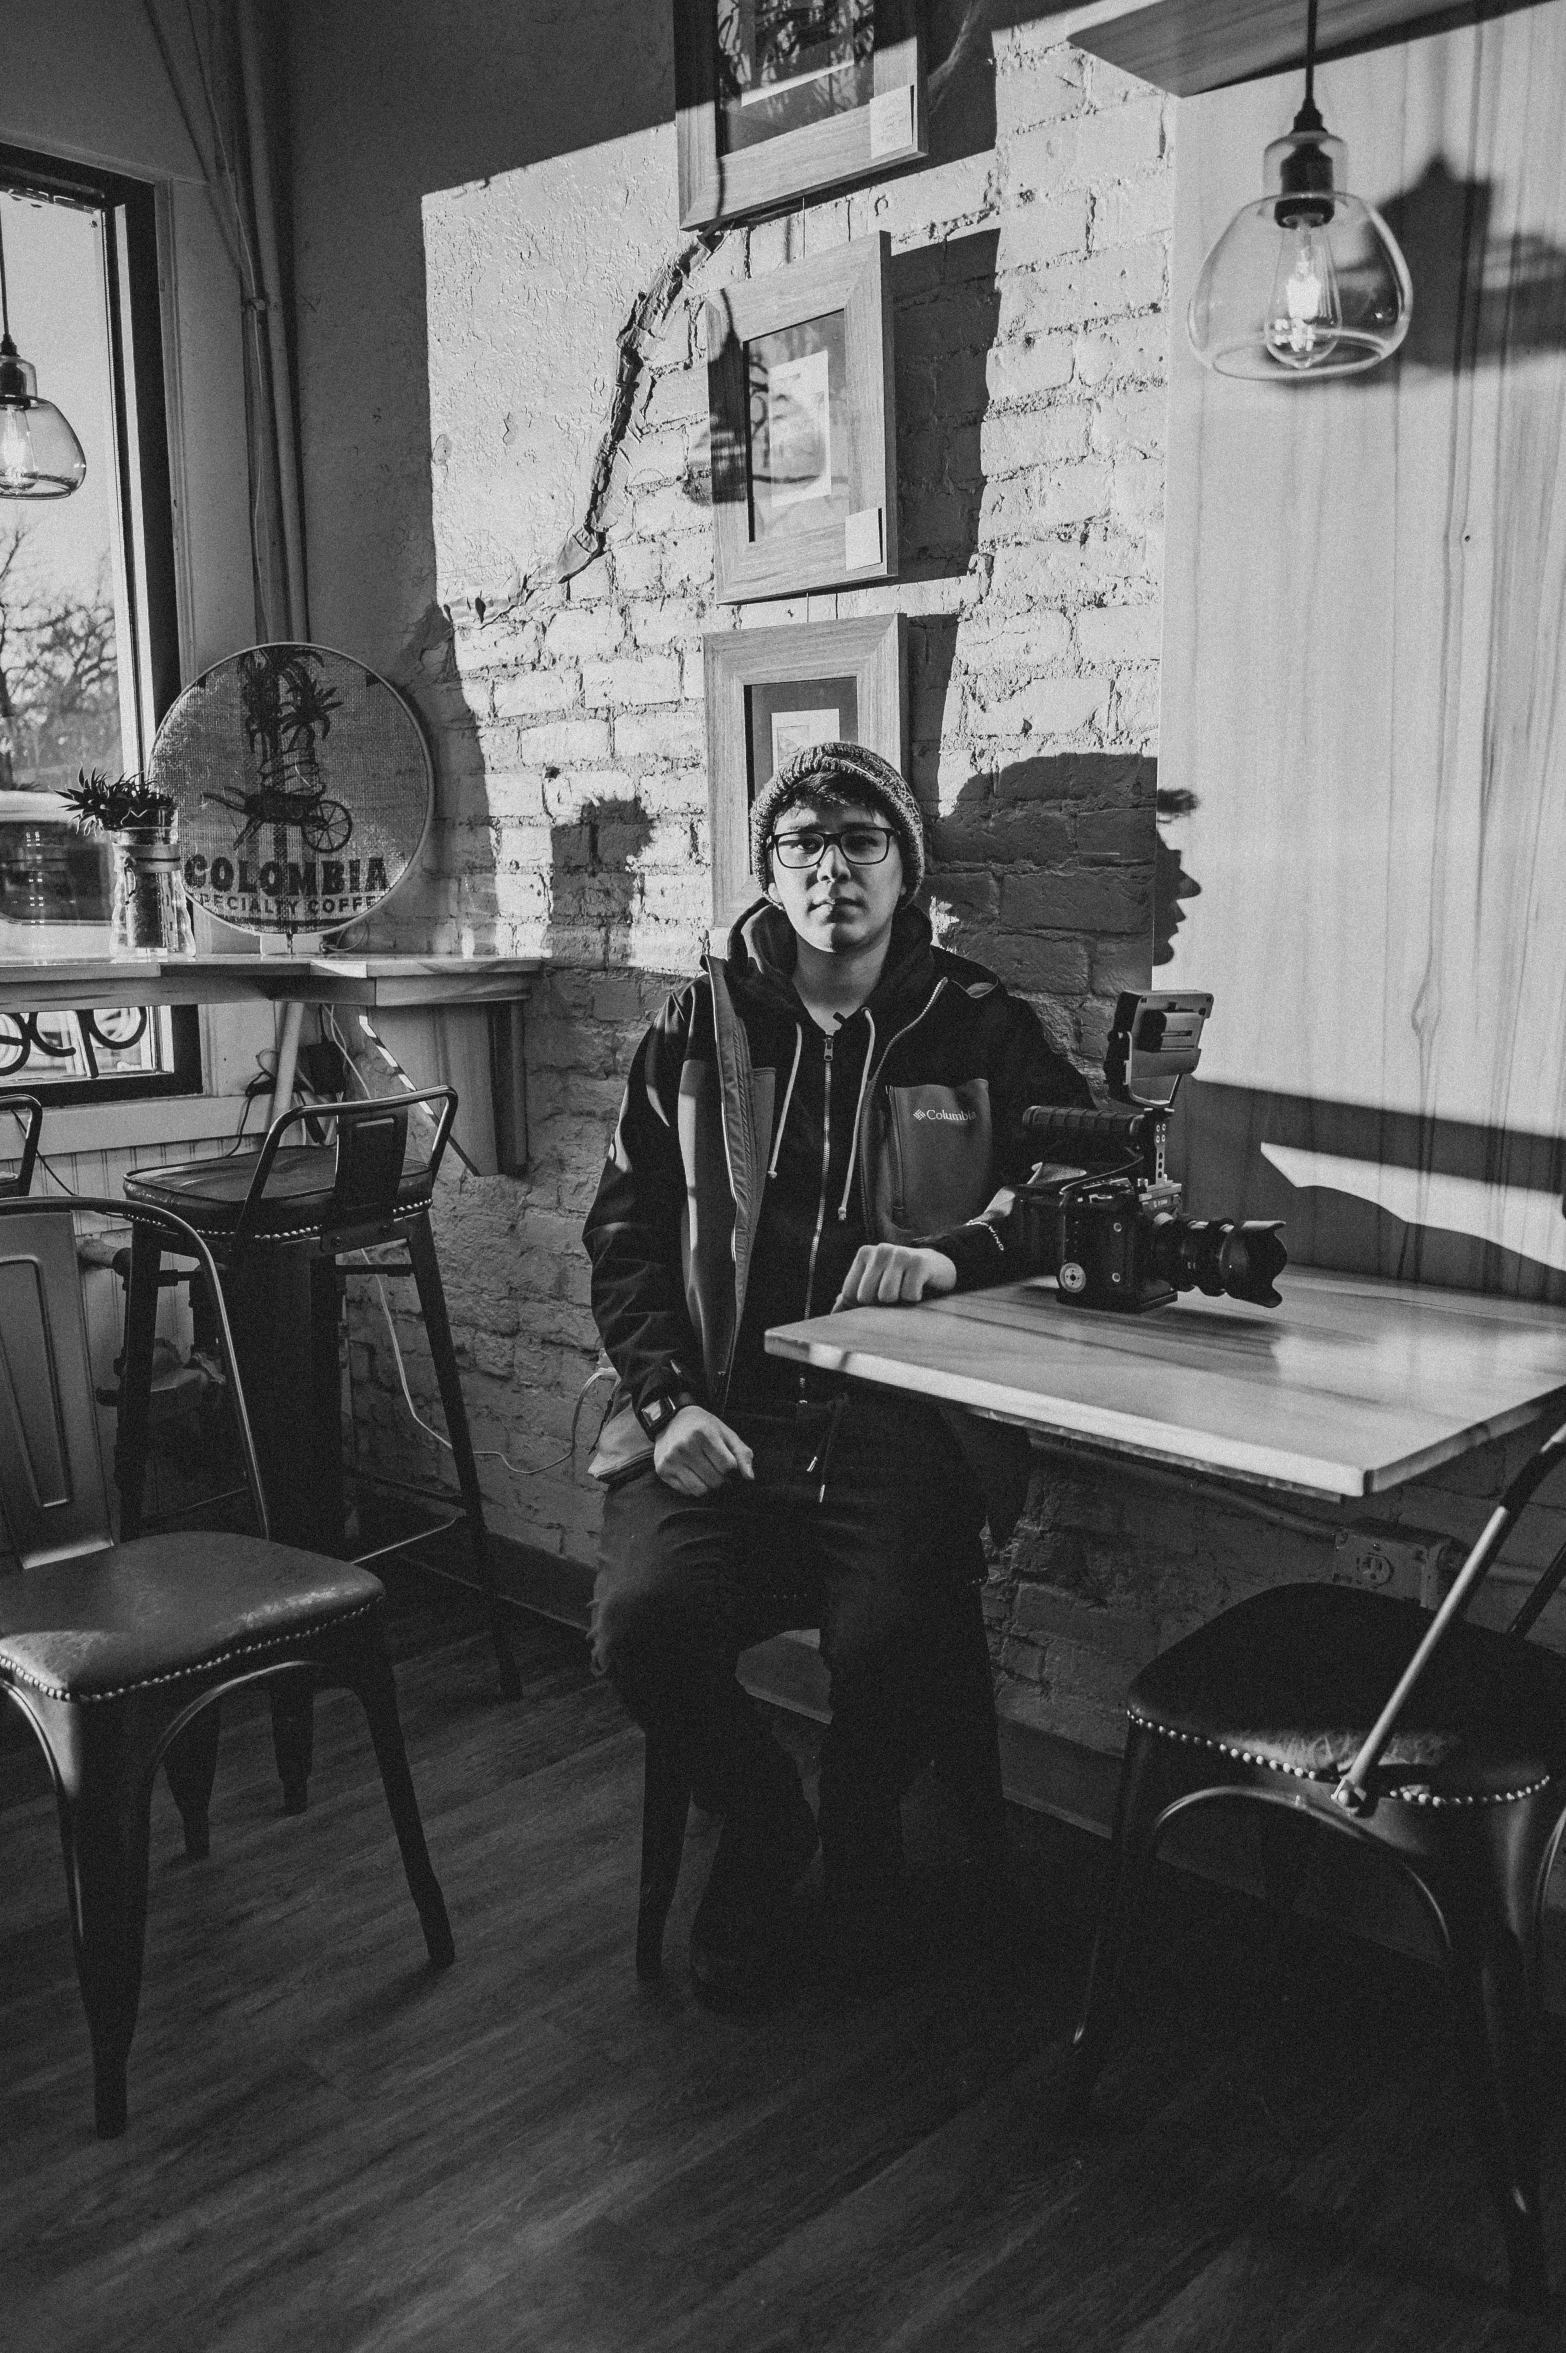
[148,642,433,937]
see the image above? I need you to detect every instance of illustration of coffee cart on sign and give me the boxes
[200,645,354,857]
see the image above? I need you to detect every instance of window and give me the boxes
[0,143,192,1105]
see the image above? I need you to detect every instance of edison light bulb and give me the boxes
[1265,224,1342,368]
[0,402,34,491]
[1187,107,1411,379]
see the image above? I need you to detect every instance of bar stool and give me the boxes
[117,1089,522,1771]
[0,1091,42,1197]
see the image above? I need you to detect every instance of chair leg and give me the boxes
[1253,1803,1315,1985]
[1442,1887,1549,2315]
[637,1728,692,1983]
[113,1222,162,1542]
[161,1703,221,1860]
[306,1255,347,1555]
[406,1212,520,1702]
[269,1671,317,1815]
[41,1695,158,2138]
[929,1584,1011,1921]
[333,1625,455,1968]
[1060,1722,1183,2118]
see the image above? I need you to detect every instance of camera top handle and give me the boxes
[1022,1103,1166,1187]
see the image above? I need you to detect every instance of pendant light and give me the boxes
[1187,0,1412,379]
[0,197,87,498]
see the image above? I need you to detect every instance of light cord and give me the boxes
[354,1255,588,1479]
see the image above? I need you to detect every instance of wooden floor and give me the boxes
[3,1571,1565,2353]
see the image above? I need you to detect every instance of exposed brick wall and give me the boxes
[303,13,1563,1771]
[320,21,1182,1670]
[306,11,1566,1771]
[989,1423,1566,1757]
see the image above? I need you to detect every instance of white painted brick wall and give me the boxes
[334,25,1282,1754]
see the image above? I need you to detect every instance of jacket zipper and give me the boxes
[853,981,947,1230]
[802,1033,833,1318]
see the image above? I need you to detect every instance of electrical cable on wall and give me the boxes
[323,1011,606,1481]
[348,1249,596,1481]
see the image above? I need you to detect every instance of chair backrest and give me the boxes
[0,1204,112,1566]
[0,1093,43,1199]
[231,1086,458,1245]
[0,1196,269,1569]
[1334,1413,1566,1810]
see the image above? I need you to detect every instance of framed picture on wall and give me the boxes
[704,612,907,926]
[707,233,897,603]
[675,1,926,231]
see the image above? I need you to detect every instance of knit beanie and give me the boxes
[749,740,926,896]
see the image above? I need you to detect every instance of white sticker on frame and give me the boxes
[844,506,884,570]
[868,84,915,160]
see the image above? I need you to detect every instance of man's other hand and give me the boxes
[654,1405,756,1495]
[831,1244,957,1311]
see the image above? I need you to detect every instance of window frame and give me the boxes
[0,140,196,1110]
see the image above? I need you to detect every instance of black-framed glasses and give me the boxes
[770,823,895,870]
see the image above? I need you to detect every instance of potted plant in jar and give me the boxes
[61,768,193,956]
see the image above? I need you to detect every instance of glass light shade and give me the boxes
[1188,120,1412,380]
[0,340,87,497]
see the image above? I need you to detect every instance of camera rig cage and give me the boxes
[1010,992,1287,1313]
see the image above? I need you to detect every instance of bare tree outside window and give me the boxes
[0,163,188,1099]
[0,185,131,797]
[0,520,121,792]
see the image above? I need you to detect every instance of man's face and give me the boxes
[766,796,905,957]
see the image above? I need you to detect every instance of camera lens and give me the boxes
[1151,1215,1287,1307]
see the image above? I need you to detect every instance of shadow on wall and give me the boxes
[892,228,1000,583]
[1152,785,1199,968]
[545,794,656,966]
[1374,158,1566,373]
[924,754,1158,1058]
[348,599,497,952]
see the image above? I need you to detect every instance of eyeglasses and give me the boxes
[770,824,895,870]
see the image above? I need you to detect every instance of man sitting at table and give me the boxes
[583,742,1090,2007]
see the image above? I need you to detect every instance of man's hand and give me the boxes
[654,1405,756,1495]
[832,1244,957,1311]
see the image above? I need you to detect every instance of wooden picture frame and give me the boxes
[704,612,908,928]
[675,1,927,231]
[707,233,897,604]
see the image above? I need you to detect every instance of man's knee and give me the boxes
[590,1575,685,1682]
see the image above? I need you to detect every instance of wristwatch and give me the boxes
[636,1389,694,1440]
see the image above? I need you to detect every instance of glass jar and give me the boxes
[109,819,194,956]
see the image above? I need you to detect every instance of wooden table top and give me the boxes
[764,1265,1566,1498]
[0,953,544,1011]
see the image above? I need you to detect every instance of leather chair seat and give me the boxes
[0,1534,384,1701]
[1129,1581,1566,1803]
[124,1146,434,1238]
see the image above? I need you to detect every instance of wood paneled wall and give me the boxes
[1161,0,1566,1299]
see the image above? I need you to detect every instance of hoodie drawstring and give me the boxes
[837,1010,875,1221]
[767,1023,804,1181]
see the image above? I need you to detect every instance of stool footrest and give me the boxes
[354,1517,466,1569]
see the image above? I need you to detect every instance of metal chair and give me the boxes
[117,1087,520,1726]
[0,1091,42,1197]
[1064,1417,1566,2313]
[633,1580,1012,1982]
[0,1195,454,2138]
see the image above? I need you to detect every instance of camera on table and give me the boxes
[1009,992,1287,1313]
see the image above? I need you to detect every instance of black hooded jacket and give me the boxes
[584,900,1091,1493]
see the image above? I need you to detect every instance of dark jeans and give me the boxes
[593,1390,996,1895]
